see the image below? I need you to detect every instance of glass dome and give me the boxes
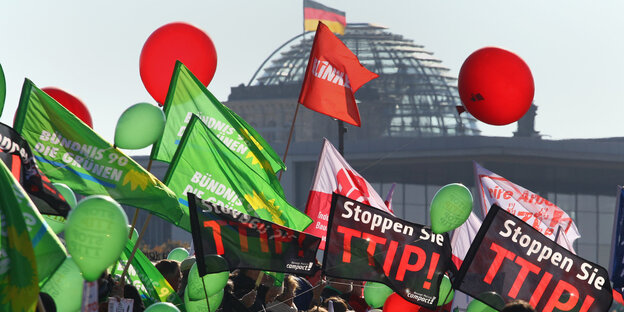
[247,23,480,137]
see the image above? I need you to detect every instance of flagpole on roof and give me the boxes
[278,0,308,181]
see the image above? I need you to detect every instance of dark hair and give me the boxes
[500,300,536,312]
[38,292,56,312]
[323,296,348,312]
[155,259,181,277]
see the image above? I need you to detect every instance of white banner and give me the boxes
[474,162,580,248]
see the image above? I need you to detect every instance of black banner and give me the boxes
[323,193,452,309]
[455,205,612,312]
[187,193,321,276]
[0,122,69,217]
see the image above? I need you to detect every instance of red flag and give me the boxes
[298,22,378,127]
[304,139,391,249]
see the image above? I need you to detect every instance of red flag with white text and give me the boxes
[304,138,391,249]
[474,162,580,246]
[298,22,378,127]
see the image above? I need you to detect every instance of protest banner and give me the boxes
[188,193,321,276]
[0,122,69,217]
[455,205,612,312]
[323,193,451,309]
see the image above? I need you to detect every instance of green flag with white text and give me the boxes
[112,240,184,310]
[14,79,183,226]
[0,161,40,311]
[0,156,67,287]
[151,62,285,194]
[164,115,312,232]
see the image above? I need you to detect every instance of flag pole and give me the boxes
[278,102,301,181]
[201,277,212,312]
[120,213,152,284]
[337,120,346,155]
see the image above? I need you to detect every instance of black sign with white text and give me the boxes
[323,193,452,309]
[455,205,612,312]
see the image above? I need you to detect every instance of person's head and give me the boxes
[276,275,300,304]
[500,300,536,312]
[265,283,285,303]
[323,296,349,312]
[155,259,182,291]
[37,292,56,312]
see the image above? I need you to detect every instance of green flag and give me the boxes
[14,79,183,226]
[112,240,184,310]
[0,161,40,311]
[164,115,312,232]
[0,155,67,287]
[151,62,285,193]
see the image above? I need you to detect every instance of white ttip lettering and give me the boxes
[342,201,413,236]
[311,58,352,90]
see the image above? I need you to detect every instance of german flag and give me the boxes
[304,0,346,35]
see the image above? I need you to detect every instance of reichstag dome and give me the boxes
[227,23,480,143]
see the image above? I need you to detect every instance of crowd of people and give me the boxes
[87,256,373,312]
[34,253,540,312]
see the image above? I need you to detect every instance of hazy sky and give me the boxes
[1,1,623,155]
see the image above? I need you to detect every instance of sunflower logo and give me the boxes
[122,169,150,191]
[0,226,38,311]
[244,191,286,225]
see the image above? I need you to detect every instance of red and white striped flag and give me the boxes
[304,138,391,249]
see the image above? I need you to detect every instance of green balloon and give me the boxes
[41,257,85,312]
[43,183,76,234]
[0,62,5,116]
[114,102,166,149]
[53,182,77,208]
[476,291,505,310]
[43,214,66,234]
[364,282,394,308]
[437,275,454,306]
[145,302,181,312]
[65,195,129,281]
[167,247,189,262]
[430,183,473,234]
[184,286,224,312]
[187,261,229,300]
[466,299,499,312]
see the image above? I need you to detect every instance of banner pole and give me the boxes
[278,102,301,181]
[201,277,212,312]
[120,213,152,284]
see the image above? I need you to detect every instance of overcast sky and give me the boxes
[1,0,623,155]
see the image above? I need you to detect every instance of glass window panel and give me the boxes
[599,195,615,213]
[577,194,596,212]
[577,244,597,264]
[405,204,426,224]
[405,184,425,205]
[577,212,597,244]
[598,244,611,269]
[599,212,614,242]
[555,194,576,212]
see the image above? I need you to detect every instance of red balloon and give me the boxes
[382,293,435,312]
[458,47,534,126]
[42,87,93,128]
[140,22,217,106]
